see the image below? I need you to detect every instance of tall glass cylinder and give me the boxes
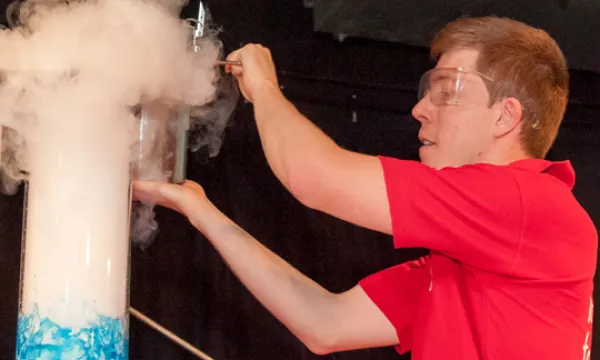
[15,110,132,359]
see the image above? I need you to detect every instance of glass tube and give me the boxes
[16,118,132,359]
[134,101,189,184]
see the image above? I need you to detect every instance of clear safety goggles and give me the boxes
[418,67,540,129]
[418,67,495,106]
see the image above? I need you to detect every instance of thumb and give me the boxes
[158,184,193,215]
[230,65,244,78]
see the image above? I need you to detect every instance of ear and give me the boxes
[493,97,523,138]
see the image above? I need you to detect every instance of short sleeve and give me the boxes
[379,156,523,273]
[359,257,429,354]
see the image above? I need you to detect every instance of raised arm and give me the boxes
[225,45,392,234]
[133,180,399,354]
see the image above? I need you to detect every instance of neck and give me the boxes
[479,142,532,166]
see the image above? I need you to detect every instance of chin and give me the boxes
[418,156,439,169]
[419,147,468,170]
[419,156,462,170]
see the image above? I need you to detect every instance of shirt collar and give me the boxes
[509,159,576,189]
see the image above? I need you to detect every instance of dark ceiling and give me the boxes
[309,0,600,73]
[1,0,600,74]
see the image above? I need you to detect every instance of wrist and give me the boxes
[253,80,281,104]
[188,198,230,236]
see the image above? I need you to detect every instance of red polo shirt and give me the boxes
[360,157,597,359]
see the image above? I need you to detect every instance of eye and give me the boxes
[430,90,451,105]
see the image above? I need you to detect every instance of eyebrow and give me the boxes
[430,73,455,83]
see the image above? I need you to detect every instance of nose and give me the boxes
[412,97,431,124]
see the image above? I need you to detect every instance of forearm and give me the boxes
[189,199,339,352]
[252,83,340,195]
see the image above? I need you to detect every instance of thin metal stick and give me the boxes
[215,60,242,66]
[130,307,215,360]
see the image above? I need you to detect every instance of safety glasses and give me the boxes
[418,67,495,106]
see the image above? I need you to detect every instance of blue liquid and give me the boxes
[17,307,128,360]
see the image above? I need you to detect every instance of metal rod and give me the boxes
[215,60,242,66]
[130,307,215,360]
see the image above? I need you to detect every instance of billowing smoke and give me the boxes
[0,0,236,248]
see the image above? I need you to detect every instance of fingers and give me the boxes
[157,183,185,203]
[133,179,205,205]
[132,180,177,204]
[230,66,244,77]
[226,48,241,62]
[226,43,258,62]
[225,43,270,74]
[132,180,163,202]
[132,180,183,214]
[226,48,243,75]
[224,43,277,103]
[159,181,206,216]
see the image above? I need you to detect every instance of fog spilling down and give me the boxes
[0,0,237,247]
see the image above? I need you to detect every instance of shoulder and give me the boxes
[379,157,575,194]
[379,156,524,213]
[379,156,525,185]
[506,159,597,278]
[508,159,587,224]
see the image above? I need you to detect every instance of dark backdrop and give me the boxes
[1,1,600,359]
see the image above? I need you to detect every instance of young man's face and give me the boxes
[412,49,502,169]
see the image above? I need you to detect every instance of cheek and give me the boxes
[436,108,468,144]
[437,108,491,150]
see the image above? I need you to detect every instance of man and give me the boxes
[134,17,598,359]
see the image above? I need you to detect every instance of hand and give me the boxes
[132,180,207,218]
[225,44,279,103]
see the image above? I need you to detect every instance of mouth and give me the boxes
[419,137,436,147]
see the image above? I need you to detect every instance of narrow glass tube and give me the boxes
[134,101,189,184]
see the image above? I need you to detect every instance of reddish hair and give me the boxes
[431,17,569,158]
